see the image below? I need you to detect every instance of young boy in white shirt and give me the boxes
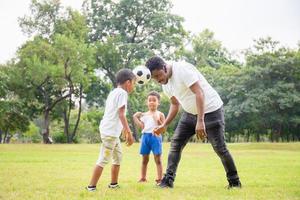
[133,91,165,185]
[86,69,135,191]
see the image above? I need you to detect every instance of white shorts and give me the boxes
[96,136,122,167]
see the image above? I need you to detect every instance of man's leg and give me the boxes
[205,107,241,187]
[160,112,195,188]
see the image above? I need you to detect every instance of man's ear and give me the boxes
[163,65,167,73]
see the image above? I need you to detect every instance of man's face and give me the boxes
[151,69,168,85]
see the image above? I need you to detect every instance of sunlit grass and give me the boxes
[0,143,300,200]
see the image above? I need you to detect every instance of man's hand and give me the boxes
[153,124,166,136]
[196,120,207,142]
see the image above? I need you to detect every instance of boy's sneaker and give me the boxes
[86,185,96,192]
[108,183,120,189]
[157,174,174,188]
[226,180,242,189]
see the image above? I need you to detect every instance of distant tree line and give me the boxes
[0,0,299,143]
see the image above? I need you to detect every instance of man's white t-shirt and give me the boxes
[162,61,223,114]
[99,87,128,137]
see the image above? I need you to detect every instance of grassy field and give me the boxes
[0,143,300,200]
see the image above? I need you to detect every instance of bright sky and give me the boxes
[0,0,299,64]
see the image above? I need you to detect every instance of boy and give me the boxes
[86,69,135,191]
[133,91,165,185]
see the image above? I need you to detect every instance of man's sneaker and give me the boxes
[86,185,96,192]
[157,174,174,188]
[108,183,120,189]
[226,180,242,189]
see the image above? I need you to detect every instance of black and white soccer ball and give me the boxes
[133,65,151,85]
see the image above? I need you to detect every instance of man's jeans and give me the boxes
[165,107,239,183]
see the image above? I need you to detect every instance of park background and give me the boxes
[0,0,299,199]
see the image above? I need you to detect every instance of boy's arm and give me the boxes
[154,111,165,125]
[133,112,144,129]
[118,105,134,146]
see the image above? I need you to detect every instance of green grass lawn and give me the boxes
[0,143,300,200]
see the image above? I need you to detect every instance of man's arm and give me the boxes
[153,96,180,135]
[189,81,207,141]
[163,96,180,126]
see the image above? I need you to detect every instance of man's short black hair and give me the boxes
[116,68,135,85]
[148,91,160,101]
[145,56,166,72]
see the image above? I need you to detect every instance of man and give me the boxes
[145,56,241,189]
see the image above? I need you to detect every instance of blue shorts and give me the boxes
[140,133,162,155]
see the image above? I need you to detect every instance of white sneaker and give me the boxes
[86,186,96,192]
[108,183,120,189]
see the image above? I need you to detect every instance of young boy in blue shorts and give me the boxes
[133,91,165,185]
[86,69,135,191]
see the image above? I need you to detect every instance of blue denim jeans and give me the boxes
[165,107,239,183]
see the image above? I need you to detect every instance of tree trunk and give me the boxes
[0,130,2,144]
[63,109,70,143]
[42,110,52,144]
[70,85,83,143]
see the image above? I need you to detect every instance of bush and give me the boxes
[52,132,67,143]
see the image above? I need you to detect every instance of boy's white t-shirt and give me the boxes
[99,87,128,137]
[162,61,223,114]
[140,113,158,133]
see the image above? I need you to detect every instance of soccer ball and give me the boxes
[133,65,151,85]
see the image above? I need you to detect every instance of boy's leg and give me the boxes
[89,136,116,187]
[111,164,120,184]
[205,107,240,187]
[139,133,151,181]
[140,155,149,181]
[151,135,163,182]
[111,137,122,185]
[89,165,104,187]
[153,154,162,182]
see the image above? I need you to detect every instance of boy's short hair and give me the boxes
[148,91,160,101]
[145,56,166,72]
[116,68,135,85]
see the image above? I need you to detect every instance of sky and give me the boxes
[0,0,299,64]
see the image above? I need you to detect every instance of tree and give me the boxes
[84,0,187,141]
[182,29,239,68]
[12,0,94,143]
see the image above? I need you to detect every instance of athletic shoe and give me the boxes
[226,180,242,189]
[108,183,120,189]
[85,186,96,192]
[157,174,174,188]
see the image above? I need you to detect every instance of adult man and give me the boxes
[145,56,241,189]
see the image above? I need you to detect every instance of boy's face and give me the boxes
[147,95,159,111]
[151,69,168,85]
[127,79,136,93]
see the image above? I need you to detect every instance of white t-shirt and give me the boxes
[99,87,128,137]
[140,113,158,133]
[162,61,223,114]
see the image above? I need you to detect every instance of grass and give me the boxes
[0,143,300,200]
